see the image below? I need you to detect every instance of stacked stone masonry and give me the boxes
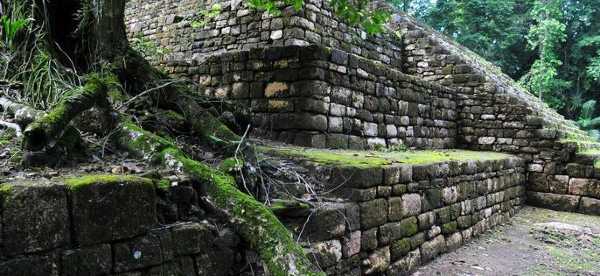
[296,156,526,275]
[122,0,600,274]
[0,177,245,276]
[179,45,456,149]
[125,0,402,67]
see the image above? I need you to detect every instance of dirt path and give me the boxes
[413,206,600,276]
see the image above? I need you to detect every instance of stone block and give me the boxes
[364,246,390,274]
[579,197,600,215]
[1,181,69,256]
[303,203,346,240]
[62,244,112,276]
[0,254,58,276]
[388,249,421,275]
[568,178,589,196]
[383,165,413,185]
[330,166,383,188]
[113,228,174,272]
[420,235,446,262]
[171,222,215,256]
[69,176,157,246]
[527,192,580,212]
[342,231,361,257]
[446,232,463,252]
[360,199,388,229]
[361,228,378,251]
[390,238,411,260]
[311,240,342,268]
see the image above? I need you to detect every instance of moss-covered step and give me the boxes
[259,145,514,168]
[259,145,524,198]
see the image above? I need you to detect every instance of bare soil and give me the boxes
[414,206,600,276]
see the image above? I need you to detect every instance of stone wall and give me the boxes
[0,176,247,276]
[528,153,600,215]
[391,15,600,216]
[293,155,526,275]
[125,0,402,68]
[173,45,457,149]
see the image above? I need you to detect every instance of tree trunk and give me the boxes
[11,0,322,274]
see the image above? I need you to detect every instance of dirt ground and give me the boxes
[413,206,600,276]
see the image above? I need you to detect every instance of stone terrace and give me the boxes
[118,0,600,274]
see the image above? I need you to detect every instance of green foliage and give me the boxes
[191,3,223,29]
[130,34,171,60]
[0,15,29,49]
[519,0,570,109]
[329,0,391,34]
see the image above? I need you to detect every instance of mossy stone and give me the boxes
[441,221,458,234]
[390,238,412,260]
[399,217,419,237]
[2,180,70,256]
[67,174,157,246]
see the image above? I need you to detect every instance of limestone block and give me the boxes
[171,222,215,256]
[303,203,346,241]
[388,249,421,275]
[361,228,378,251]
[579,197,600,214]
[1,181,69,256]
[342,231,361,257]
[360,199,388,229]
[113,228,174,272]
[390,238,411,260]
[62,244,112,276]
[445,232,463,252]
[568,178,589,196]
[527,192,580,212]
[69,177,157,246]
[311,240,342,268]
[0,254,58,276]
[420,235,446,262]
[363,246,390,274]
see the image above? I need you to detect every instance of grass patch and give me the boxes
[64,174,153,190]
[259,146,513,168]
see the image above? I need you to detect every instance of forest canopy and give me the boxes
[397,0,600,138]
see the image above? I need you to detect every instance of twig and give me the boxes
[118,80,185,110]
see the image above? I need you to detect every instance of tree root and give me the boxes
[119,121,323,276]
[0,97,45,128]
[20,71,323,275]
[22,74,113,151]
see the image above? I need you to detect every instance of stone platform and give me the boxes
[261,146,526,275]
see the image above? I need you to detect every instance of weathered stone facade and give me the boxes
[178,45,456,149]
[292,155,526,274]
[0,177,248,276]
[123,0,600,274]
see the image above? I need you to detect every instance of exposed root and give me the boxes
[119,121,324,276]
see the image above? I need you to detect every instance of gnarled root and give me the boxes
[119,122,323,276]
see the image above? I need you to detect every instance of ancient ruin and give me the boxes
[1,0,600,275]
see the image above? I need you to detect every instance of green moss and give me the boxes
[119,124,322,275]
[399,217,419,237]
[219,157,243,173]
[65,174,153,190]
[391,238,412,257]
[157,179,170,190]
[259,146,512,168]
[441,221,458,234]
[0,184,12,197]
